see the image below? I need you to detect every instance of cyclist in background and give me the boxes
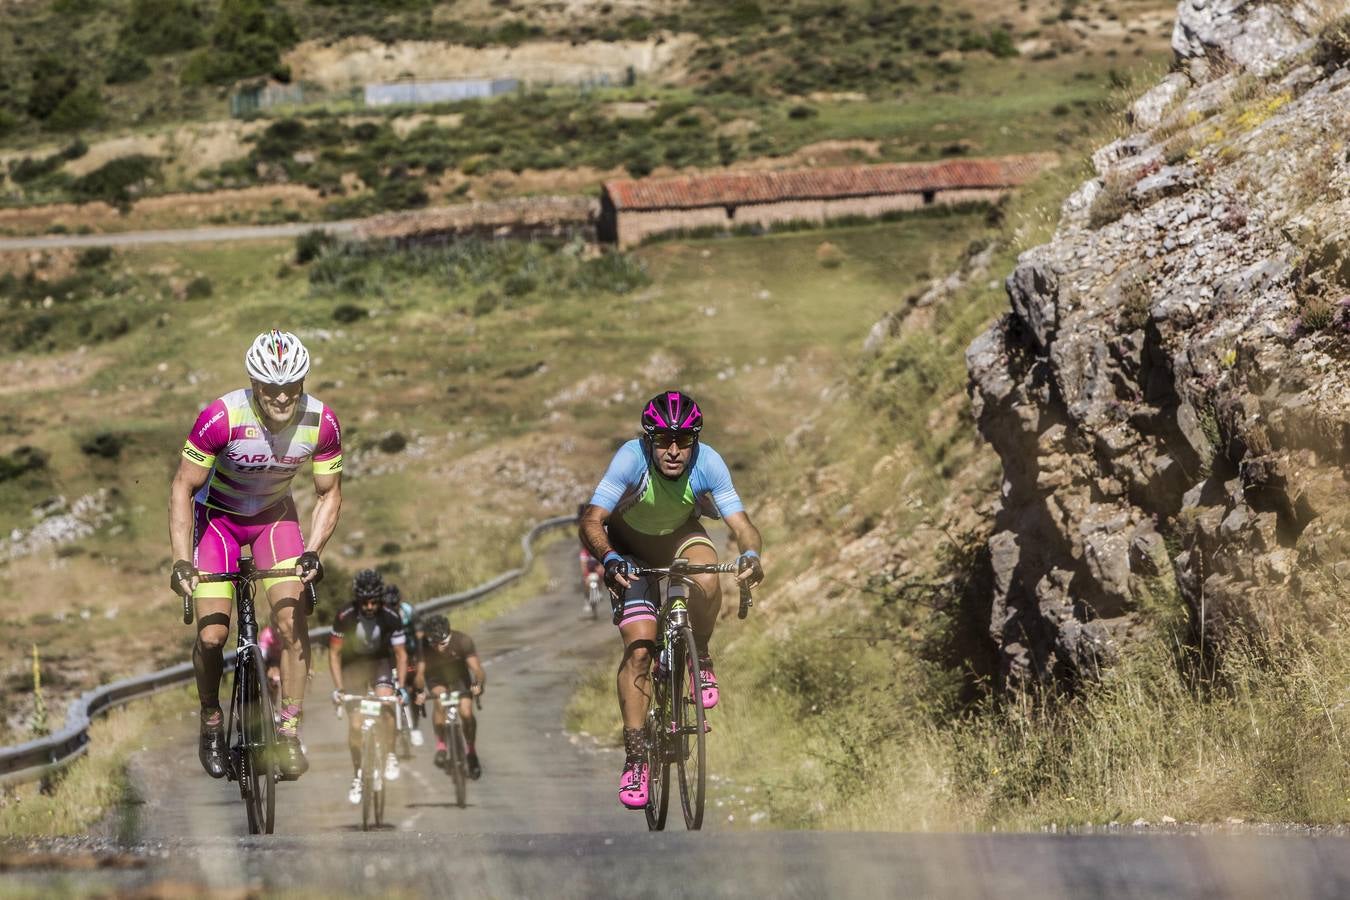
[579,390,764,810]
[168,329,342,781]
[384,583,423,746]
[415,613,485,779]
[330,568,409,805]
[259,625,282,707]
[578,503,605,614]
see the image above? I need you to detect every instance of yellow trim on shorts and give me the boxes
[675,535,716,557]
[192,580,235,600]
[262,555,302,592]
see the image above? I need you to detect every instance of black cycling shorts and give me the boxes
[341,655,396,691]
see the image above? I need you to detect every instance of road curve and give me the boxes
[5,542,1350,898]
[0,220,362,252]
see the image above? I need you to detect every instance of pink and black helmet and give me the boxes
[641,390,703,436]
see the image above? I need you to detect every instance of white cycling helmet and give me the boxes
[244,329,311,385]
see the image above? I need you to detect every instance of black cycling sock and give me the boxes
[623,727,645,761]
[193,637,224,710]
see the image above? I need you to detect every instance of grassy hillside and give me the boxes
[0,203,989,744]
[0,0,1174,224]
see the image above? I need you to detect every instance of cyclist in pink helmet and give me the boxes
[579,390,764,810]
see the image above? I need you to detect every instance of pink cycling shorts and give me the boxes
[192,499,305,591]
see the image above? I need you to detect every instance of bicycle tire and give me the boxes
[644,668,671,831]
[374,731,387,827]
[245,650,278,835]
[672,625,706,830]
[449,719,468,808]
[361,729,375,831]
[588,583,602,620]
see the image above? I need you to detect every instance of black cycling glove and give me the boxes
[737,552,764,587]
[170,559,198,597]
[297,551,323,584]
[603,553,631,623]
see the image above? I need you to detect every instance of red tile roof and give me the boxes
[603,154,1057,211]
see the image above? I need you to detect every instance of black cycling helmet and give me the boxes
[353,568,384,605]
[641,390,703,437]
[424,614,450,644]
[383,583,402,607]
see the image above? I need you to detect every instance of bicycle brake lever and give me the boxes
[738,581,753,619]
[182,592,194,625]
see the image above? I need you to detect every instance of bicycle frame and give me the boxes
[435,690,471,807]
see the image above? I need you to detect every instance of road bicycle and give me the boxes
[434,689,473,808]
[585,571,603,620]
[628,558,752,832]
[183,555,315,836]
[336,692,401,830]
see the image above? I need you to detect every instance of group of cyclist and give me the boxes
[169,331,765,813]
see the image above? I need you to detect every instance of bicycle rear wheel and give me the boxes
[361,730,375,831]
[448,719,468,808]
[672,625,706,830]
[644,673,671,831]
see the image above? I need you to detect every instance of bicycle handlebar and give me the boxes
[179,567,317,626]
[627,561,755,619]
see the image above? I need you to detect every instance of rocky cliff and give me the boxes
[966,0,1350,688]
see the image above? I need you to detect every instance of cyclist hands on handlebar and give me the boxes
[736,550,764,589]
[170,559,199,597]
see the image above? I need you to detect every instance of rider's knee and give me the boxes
[691,574,720,604]
[197,624,229,650]
[271,610,299,645]
[623,642,653,670]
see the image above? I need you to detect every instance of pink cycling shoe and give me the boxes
[696,655,719,709]
[619,759,649,809]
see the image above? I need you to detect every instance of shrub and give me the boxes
[26,56,79,121]
[377,432,408,453]
[787,104,818,120]
[76,247,113,268]
[294,229,334,264]
[71,155,159,207]
[120,0,204,55]
[184,275,214,299]
[80,432,125,459]
[181,0,298,85]
[44,85,103,131]
[332,303,366,323]
[1313,15,1350,70]
[1088,171,1135,229]
[0,446,49,483]
[105,49,151,85]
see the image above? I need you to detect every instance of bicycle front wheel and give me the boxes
[235,651,277,835]
[672,625,706,830]
[361,730,375,831]
[448,719,468,808]
[644,671,671,831]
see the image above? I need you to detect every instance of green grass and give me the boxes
[0,206,986,745]
[0,688,184,838]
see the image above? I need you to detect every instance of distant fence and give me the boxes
[0,515,575,787]
[364,78,519,107]
[230,83,306,118]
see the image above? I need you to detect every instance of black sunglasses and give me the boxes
[652,432,697,449]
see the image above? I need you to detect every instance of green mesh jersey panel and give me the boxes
[620,462,696,536]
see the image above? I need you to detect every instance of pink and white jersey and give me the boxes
[182,388,343,517]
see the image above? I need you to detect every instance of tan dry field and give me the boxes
[284,33,700,92]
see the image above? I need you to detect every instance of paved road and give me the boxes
[0,220,362,251]
[5,543,1350,898]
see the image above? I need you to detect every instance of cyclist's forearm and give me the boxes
[726,513,762,557]
[306,480,342,555]
[328,644,342,691]
[468,657,485,689]
[579,509,613,560]
[393,646,408,686]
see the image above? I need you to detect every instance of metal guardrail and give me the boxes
[0,515,576,787]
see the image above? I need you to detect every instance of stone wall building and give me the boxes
[597,155,1056,246]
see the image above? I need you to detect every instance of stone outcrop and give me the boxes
[966,0,1348,688]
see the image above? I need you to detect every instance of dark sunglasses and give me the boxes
[652,432,696,449]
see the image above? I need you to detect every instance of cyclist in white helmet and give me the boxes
[169,329,345,780]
